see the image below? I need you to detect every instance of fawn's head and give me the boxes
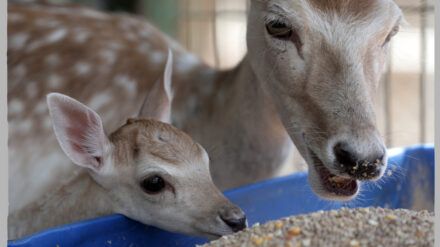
[247,0,403,200]
[47,52,246,239]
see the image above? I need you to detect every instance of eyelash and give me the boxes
[382,26,400,47]
[265,17,303,58]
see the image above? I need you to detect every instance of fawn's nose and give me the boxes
[219,206,247,232]
[333,142,385,180]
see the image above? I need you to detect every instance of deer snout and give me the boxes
[218,205,247,233]
[333,142,386,180]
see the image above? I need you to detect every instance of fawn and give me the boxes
[8,52,247,240]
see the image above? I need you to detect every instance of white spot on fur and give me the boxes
[43,117,53,130]
[47,28,67,43]
[118,21,132,31]
[138,29,150,39]
[45,53,60,66]
[114,75,137,95]
[26,83,38,98]
[74,29,90,44]
[12,64,27,77]
[150,51,165,64]
[88,92,112,110]
[41,6,72,16]
[8,13,24,23]
[137,43,151,54]
[176,54,200,73]
[80,9,108,20]
[27,29,67,52]
[35,19,60,28]
[26,40,45,52]
[99,49,117,65]
[74,62,91,75]
[107,41,123,50]
[48,74,63,88]
[125,32,137,41]
[10,33,30,50]
[17,120,32,132]
[9,99,24,115]
[34,101,47,114]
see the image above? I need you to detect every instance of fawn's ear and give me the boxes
[138,49,173,123]
[47,93,110,172]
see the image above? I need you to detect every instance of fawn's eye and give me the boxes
[266,20,292,39]
[141,176,165,194]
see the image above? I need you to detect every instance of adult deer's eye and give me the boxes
[266,20,292,39]
[265,19,303,57]
[141,176,165,194]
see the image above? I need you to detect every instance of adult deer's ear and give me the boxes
[138,49,173,123]
[47,93,110,173]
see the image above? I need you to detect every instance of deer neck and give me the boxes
[173,54,283,128]
[8,171,114,240]
[172,54,292,189]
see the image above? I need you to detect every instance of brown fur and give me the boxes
[110,119,201,167]
[8,3,182,134]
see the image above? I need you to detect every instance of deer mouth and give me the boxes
[309,149,359,198]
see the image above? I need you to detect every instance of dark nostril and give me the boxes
[333,142,357,167]
[220,215,247,232]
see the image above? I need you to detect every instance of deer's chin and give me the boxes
[194,226,234,240]
[307,148,359,201]
[197,231,223,240]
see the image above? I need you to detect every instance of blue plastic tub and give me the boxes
[9,144,434,247]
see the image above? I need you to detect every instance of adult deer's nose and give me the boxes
[333,142,385,179]
[219,205,247,232]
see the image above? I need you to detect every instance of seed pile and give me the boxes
[200,207,434,247]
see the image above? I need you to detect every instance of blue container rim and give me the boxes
[8,143,434,246]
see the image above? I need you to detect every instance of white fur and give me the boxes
[74,62,91,75]
[9,99,24,115]
[9,33,29,50]
[48,74,63,88]
[46,28,67,43]
[11,64,26,77]
[99,49,117,65]
[45,53,60,65]
[114,75,137,95]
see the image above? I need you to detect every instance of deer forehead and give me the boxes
[279,0,399,18]
[307,0,384,17]
[109,119,205,168]
[264,0,401,43]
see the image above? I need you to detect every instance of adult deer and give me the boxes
[8,0,403,212]
[8,52,247,240]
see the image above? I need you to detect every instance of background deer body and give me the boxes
[8,0,403,213]
[9,171,113,239]
[8,3,292,213]
[9,53,247,240]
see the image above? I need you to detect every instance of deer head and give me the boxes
[247,0,403,200]
[46,51,247,239]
